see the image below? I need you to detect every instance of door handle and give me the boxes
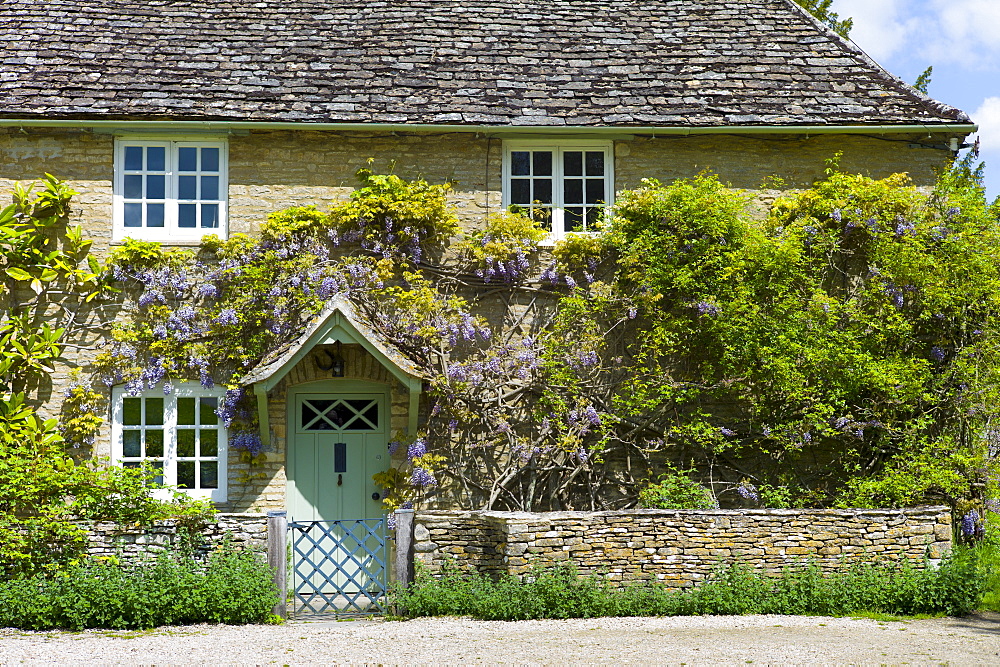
[338,474,343,486]
[372,492,381,501]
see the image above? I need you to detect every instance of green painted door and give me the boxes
[287,389,388,521]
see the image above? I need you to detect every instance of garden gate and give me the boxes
[289,518,388,615]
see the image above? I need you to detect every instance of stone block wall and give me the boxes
[82,513,268,564]
[410,507,952,587]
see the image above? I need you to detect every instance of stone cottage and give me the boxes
[0,0,975,523]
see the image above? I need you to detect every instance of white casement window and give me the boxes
[502,141,614,240]
[113,139,228,243]
[111,384,228,502]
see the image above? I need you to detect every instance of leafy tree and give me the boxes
[794,0,853,38]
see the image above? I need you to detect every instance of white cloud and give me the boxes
[971,97,1000,154]
[833,0,913,62]
[833,0,1000,69]
[926,0,1000,68]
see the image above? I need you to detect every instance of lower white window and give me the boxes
[111,384,227,502]
[503,141,613,240]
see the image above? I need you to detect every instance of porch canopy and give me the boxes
[241,297,427,446]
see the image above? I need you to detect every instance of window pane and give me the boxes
[586,206,603,228]
[146,203,165,228]
[201,204,219,229]
[178,175,197,200]
[201,175,219,201]
[123,430,142,457]
[146,397,164,425]
[200,461,219,489]
[177,397,196,425]
[177,429,196,457]
[149,461,163,486]
[586,179,605,205]
[201,429,219,457]
[123,174,143,199]
[124,146,143,171]
[585,151,605,176]
[178,147,198,172]
[533,207,552,232]
[201,147,220,172]
[145,429,164,457]
[563,151,583,177]
[533,178,552,204]
[123,398,142,425]
[200,397,218,425]
[177,461,195,489]
[178,204,197,228]
[147,147,165,171]
[533,151,552,176]
[124,203,142,227]
[146,174,165,199]
[564,179,583,204]
[565,207,585,232]
[510,179,530,205]
[511,151,530,176]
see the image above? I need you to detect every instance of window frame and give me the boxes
[113,138,229,243]
[501,140,614,242]
[110,383,228,502]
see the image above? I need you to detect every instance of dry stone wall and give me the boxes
[411,508,952,587]
[82,513,268,564]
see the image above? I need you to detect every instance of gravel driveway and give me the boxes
[3,613,1000,664]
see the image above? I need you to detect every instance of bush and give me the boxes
[638,465,718,509]
[394,549,984,620]
[0,544,279,630]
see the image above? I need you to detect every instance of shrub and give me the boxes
[394,549,984,621]
[0,544,278,630]
[638,465,718,509]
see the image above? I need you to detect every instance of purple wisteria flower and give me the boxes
[695,301,721,317]
[961,509,981,537]
[215,308,239,326]
[231,430,264,456]
[407,438,427,461]
[411,467,437,487]
[930,346,946,362]
[736,481,759,501]
[720,427,736,437]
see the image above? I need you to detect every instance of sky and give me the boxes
[831,0,1000,202]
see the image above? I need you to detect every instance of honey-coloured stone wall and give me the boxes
[410,507,952,587]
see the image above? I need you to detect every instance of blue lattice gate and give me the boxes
[289,518,388,615]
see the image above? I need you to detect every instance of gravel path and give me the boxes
[3,613,1000,665]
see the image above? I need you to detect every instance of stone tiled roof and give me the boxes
[0,0,970,127]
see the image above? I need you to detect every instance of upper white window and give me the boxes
[502,141,613,240]
[113,139,228,243]
[111,384,228,502]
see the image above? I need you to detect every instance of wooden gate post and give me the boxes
[267,510,288,619]
[393,509,415,601]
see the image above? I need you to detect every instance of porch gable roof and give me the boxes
[241,298,427,393]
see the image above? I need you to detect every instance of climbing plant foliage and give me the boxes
[6,153,1000,539]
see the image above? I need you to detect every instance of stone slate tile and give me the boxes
[0,0,969,126]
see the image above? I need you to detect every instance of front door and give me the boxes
[287,384,390,613]
[287,388,388,521]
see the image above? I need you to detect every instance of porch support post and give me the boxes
[254,383,270,449]
[267,510,288,619]
[393,508,415,613]
[406,378,420,436]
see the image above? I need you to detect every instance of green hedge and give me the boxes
[395,549,984,620]
[0,545,279,630]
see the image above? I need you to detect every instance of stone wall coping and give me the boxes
[415,507,950,521]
